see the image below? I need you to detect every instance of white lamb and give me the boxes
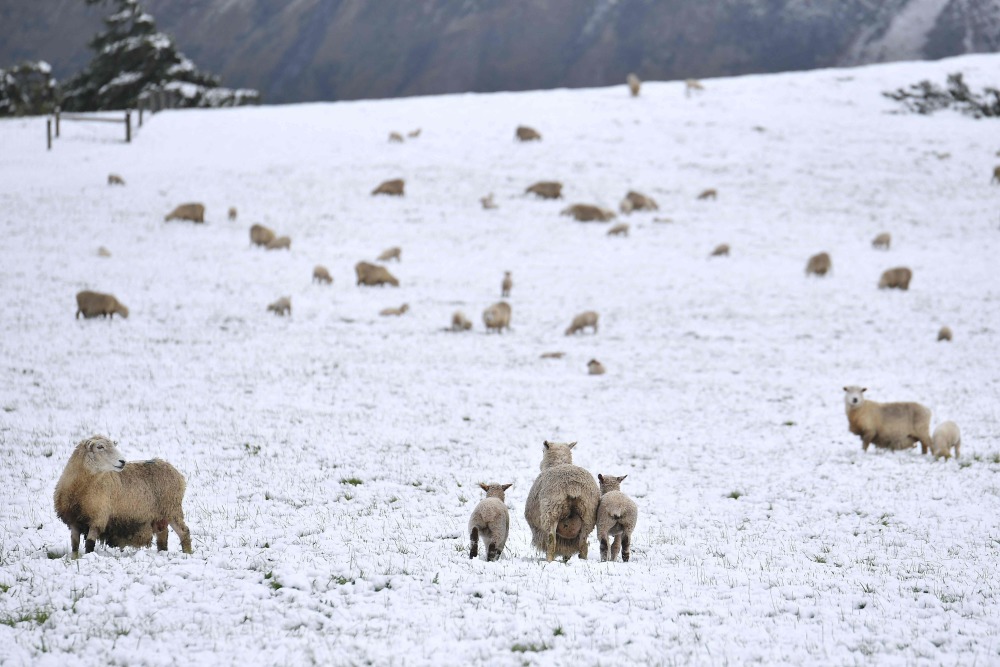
[468,483,512,561]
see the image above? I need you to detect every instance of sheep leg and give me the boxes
[954,439,961,459]
[487,542,498,562]
[155,519,170,551]
[862,434,873,452]
[599,537,609,562]
[170,516,193,554]
[469,527,479,559]
[70,526,82,556]
[577,534,589,560]
[546,528,557,562]
[621,533,631,562]
[611,534,623,561]
[918,435,931,455]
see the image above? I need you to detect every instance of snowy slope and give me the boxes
[1,53,999,666]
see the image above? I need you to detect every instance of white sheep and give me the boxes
[388,131,404,143]
[937,326,952,342]
[806,252,831,276]
[696,188,717,201]
[76,290,128,319]
[378,246,401,262]
[523,441,601,561]
[607,223,629,237]
[481,193,498,210]
[372,179,405,196]
[501,271,512,297]
[228,207,238,221]
[843,386,933,453]
[355,261,399,287]
[483,301,511,333]
[565,311,599,336]
[54,435,192,557]
[525,181,563,199]
[313,265,333,285]
[619,191,658,214]
[250,224,276,247]
[267,296,291,316]
[930,421,961,460]
[379,303,409,316]
[710,243,730,257]
[468,483,512,561]
[516,126,542,142]
[451,311,472,331]
[107,173,125,186]
[596,474,638,562]
[872,232,891,250]
[164,203,205,223]
[266,235,291,251]
[588,359,606,375]
[685,79,705,97]
[879,267,912,290]
[561,204,616,222]
[627,73,641,97]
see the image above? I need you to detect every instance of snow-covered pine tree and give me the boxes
[61,0,258,112]
[0,61,59,116]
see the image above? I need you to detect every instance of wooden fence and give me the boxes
[46,107,133,150]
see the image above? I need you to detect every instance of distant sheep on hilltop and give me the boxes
[165,203,205,223]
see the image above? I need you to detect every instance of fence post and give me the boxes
[47,118,52,150]
[138,104,143,128]
[125,110,131,143]
[55,106,60,137]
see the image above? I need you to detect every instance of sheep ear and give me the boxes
[543,440,550,449]
[842,386,848,392]
[502,483,512,491]
[619,475,627,482]
[598,474,604,483]
[478,482,489,492]
[568,441,577,449]
[862,387,867,393]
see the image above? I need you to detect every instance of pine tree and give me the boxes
[0,61,59,117]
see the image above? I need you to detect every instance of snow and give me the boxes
[843,0,951,64]
[1,53,999,666]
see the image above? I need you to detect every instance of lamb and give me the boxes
[377,246,402,262]
[228,207,238,221]
[930,421,961,460]
[685,78,705,97]
[97,246,112,257]
[516,125,541,142]
[607,223,629,237]
[483,301,512,333]
[355,261,399,287]
[54,435,192,557]
[265,235,291,251]
[164,203,205,223]
[451,311,473,331]
[627,73,641,97]
[468,483,512,561]
[76,290,129,319]
[480,193,498,209]
[525,181,563,199]
[372,178,405,196]
[388,131,404,143]
[619,190,658,214]
[523,441,601,561]
[407,128,421,138]
[107,173,125,186]
[565,311,599,336]
[710,243,730,257]
[587,359,606,375]
[250,223,276,247]
[561,204,616,222]
[879,267,912,290]
[379,303,409,316]
[501,271,512,297]
[806,252,831,277]
[267,296,291,316]
[843,386,933,453]
[937,326,952,342]
[313,265,333,285]
[992,165,1000,184]
[540,351,565,359]
[596,474,638,562]
[696,188,717,201]
[872,232,891,250]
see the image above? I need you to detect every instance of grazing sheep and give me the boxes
[76,290,128,320]
[164,203,205,223]
[588,359,606,375]
[607,223,629,237]
[685,79,705,97]
[710,243,730,257]
[524,441,600,561]
[451,311,473,331]
[388,131,404,143]
[372,178,405,196]
[313,265,333,285]
[54,435,192,557]
[596,474,638,562]
[501,271,512,297]
[565,311,599,336]
[407,128,421,138]
[97,246,111,257]
[992,165,1000,184]
[265,235,291,251]
[107,173,125,186]
[483,301,512,333]
[806,252,832,277]
[379,303,409,316]
[480,193,498,210]
[561,204,616,222]
[377,246,402,262]
[468,483,512,561]
[267,296,291,316]
[228,207,238,221]
[540,351,565,359]
[249,223,276,247]
[627,73,641,97]
[879,267,912,290]
[937,326,952,342]
[843,386,933,453]
[696,188,717,201]
[355,261,399,287]
[872,232,891,250]
[619,190,658,214]
[516,125,541,142]
[931,421,961,460]
[526,181,563,199]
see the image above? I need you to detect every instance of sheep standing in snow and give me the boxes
[481,193,498,210]
[587,359,606,375]
[54,435,192,557]
[451,311,472,331]
[696,188,717,201]
[596,474,638,562]
[607,223,629,237]
[483,301,511,333]
[107,174,125,186]
[379,303,409,316]
[992,165,1000,184]
[879,267,912,290]
[267,296,291,316]
[937,326,952,341]
[627,73,641,97]
[164,203,205,223]
[843,386,933,453]
[378,246,401,262]
[76,290,128,319]
[228,207,238,221]
[407,128,421,138]
[526,181,563,199]
[468,483,512,561]
[313,265,333,284]
[524,441,601,561]
[565,311,599,336]
[872,232,891,250]
[250,224,276,247]
[97,246,112,257]
[561,204,616,222]
[388,131,404,143]
[372,179,405,196]
[355,261,399,287]
[806,252,831,277]
[266,235,291,251]
[685,79,705,97]
[516,126,541,142]
[619,191,658,214]
[931,421,961,460]
[501,271,512,298]
[710,243,730,257]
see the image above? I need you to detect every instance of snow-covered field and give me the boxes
[1,54,999,666]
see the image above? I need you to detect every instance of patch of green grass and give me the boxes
[782,420,796,426]
[243,443,261,456]
[341,477,363,486]
[334,576,354,586]
[0,609,50,626]
[727,490,743,500]
[0,583,10,593]
[45,551,61,560]
[552,627,564,637]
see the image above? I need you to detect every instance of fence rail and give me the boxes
[46,107,133,149]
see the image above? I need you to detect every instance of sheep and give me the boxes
[483,301,511,333]
[372,178,405,196]
[468,483,512,561]
[76,290,128,320]
[843,386,933,453]
[516,125,541,142]
[930,421,961,460]
[377,246,402,262]
[627,73,641,97]
[249,223,276,247]
[54,435,192,557]
[480,193,498,210]
[265,235,291,251]
[107,173,125,186]
[607,223,629,237]
[619,190,658,214]
[407,128,421,138]
[540,351,565,359]
[524,441,601,561]
[97,246,112,257]
[588,359,606,375]
[696,188,717,201]
[379,303,409,316]
[710,243,730,257]
[355,261,399,287]
[451,311,473,331]
[596,474,638,562]
[872,232,891,250]
[164,203,205,223]
[937,326,952,342]
[228,207,238,221]
[879,266,912,290]
[267,296,291,316]
[685,79,705,97]
[806,252,831,277]
[526,181,563,199]
[565,311,599,336]
[501,271,512,297]
[992,165,1000,184]
[388,131,404,143]
[313,265,333,285]
[561,204,616,222]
